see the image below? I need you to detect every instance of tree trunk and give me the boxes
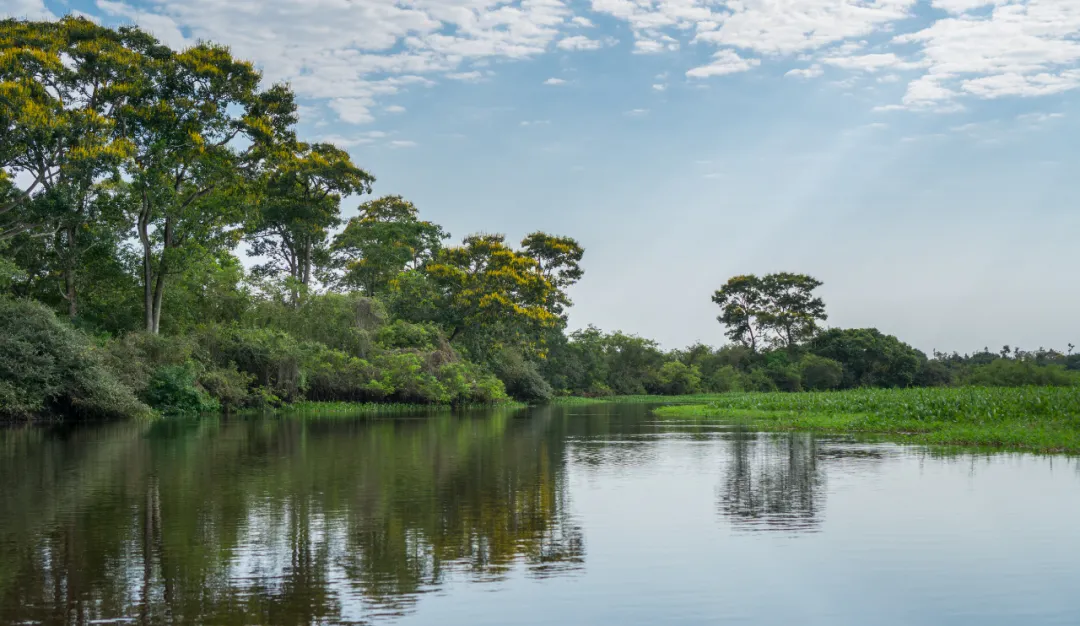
[150,217,173,334]
[62,225,78,320]
[139,205,155,333]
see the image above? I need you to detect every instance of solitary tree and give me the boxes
[713,272,827,352]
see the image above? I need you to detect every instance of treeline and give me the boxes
[1,18,1076,421]
[1,18,585,418]
[540,273,1078,396]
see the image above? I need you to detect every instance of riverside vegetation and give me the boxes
[2,17,1078,429]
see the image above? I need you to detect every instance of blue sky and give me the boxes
[5,0,1078,354]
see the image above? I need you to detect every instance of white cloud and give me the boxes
[329,98,376,125]
[932,0,1005,14]
[1017,111,1065,124]
[317,130,389,147]
[384,105,406,114]
[557,35,604,51]
[822,53,923,72]
[688,0,916,55]
[1,0,53,19]
[652,83,667,91]
[7,0,1078,118]
[633,34,679,54]
[446,71,484,82]
[786,65,824,79]
[388,140,417,148]
[687,50,760,78]
[625,108,649,116]
[97,1,191,49]
[544,77,567,85]
[520,119,552,126]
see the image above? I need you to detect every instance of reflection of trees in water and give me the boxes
[719,432,825,533]
[717,432,892,533]
[0,412,583,625]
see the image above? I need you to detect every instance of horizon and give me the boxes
[3,0,1077,354]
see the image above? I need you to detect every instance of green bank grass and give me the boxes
[651,387,1080,454]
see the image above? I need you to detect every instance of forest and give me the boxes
[2,17,1078,421]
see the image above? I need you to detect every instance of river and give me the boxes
[2,403,1078,625]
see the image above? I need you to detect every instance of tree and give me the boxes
[519,232,584,316]
[759,272,826,349]
[810,328,925,389]
[0,18,150,316]
[332,195,446,296]
[121,39,296,333]
[712,275,768,352]
[422,234,561,358]
[249,142,373,304]
[713,272,827,352]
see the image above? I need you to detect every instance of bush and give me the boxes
[915,360,955,387]
[655,361,702,396]
[144,364,219,415]
[706,365,744,393]
[811,328,924,389]
[202,326,307,401]
[0,297,149,420]
[198,366,257,410]
[800,355,843,391]
[965,360,1080,388]
[494,350,554,402]
[437,362,508,405]
[101,332,201,396]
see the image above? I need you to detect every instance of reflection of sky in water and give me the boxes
[2,406,1079,625]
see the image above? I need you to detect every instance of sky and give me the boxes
[4,0,1079,355]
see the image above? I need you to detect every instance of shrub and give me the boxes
[144,364,220,415]
[800,355,843,391]
[494,350,554,402]
[706,365,744,393]
[655,361,702,396]
[0,297,149,420]
[202,326,307,401]
[377,320,443,350]
[965,360,1080,388]
[198,366,257,410]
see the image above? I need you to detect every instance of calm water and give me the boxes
[2,404,1079,625]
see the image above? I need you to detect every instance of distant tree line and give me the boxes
[1,18,1075,420]
[539,273,1079,397]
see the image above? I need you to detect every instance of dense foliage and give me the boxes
[1,18,1075,421]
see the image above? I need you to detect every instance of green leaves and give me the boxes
[332,195,446,296]
[712,272,827,351]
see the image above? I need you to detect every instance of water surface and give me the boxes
[2,404,1079,625]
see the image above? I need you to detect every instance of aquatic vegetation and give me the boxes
[654,387,1080,454]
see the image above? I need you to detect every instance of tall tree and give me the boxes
[121,39,296,333]
[712,274,768,352]
[249,142,373,304]
[759,272,827,349]
[332,195,445,296]
[422,234,562,357]
[519,232,584,317]
[0,18,149,316]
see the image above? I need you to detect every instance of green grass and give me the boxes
[651,387,1080,454]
